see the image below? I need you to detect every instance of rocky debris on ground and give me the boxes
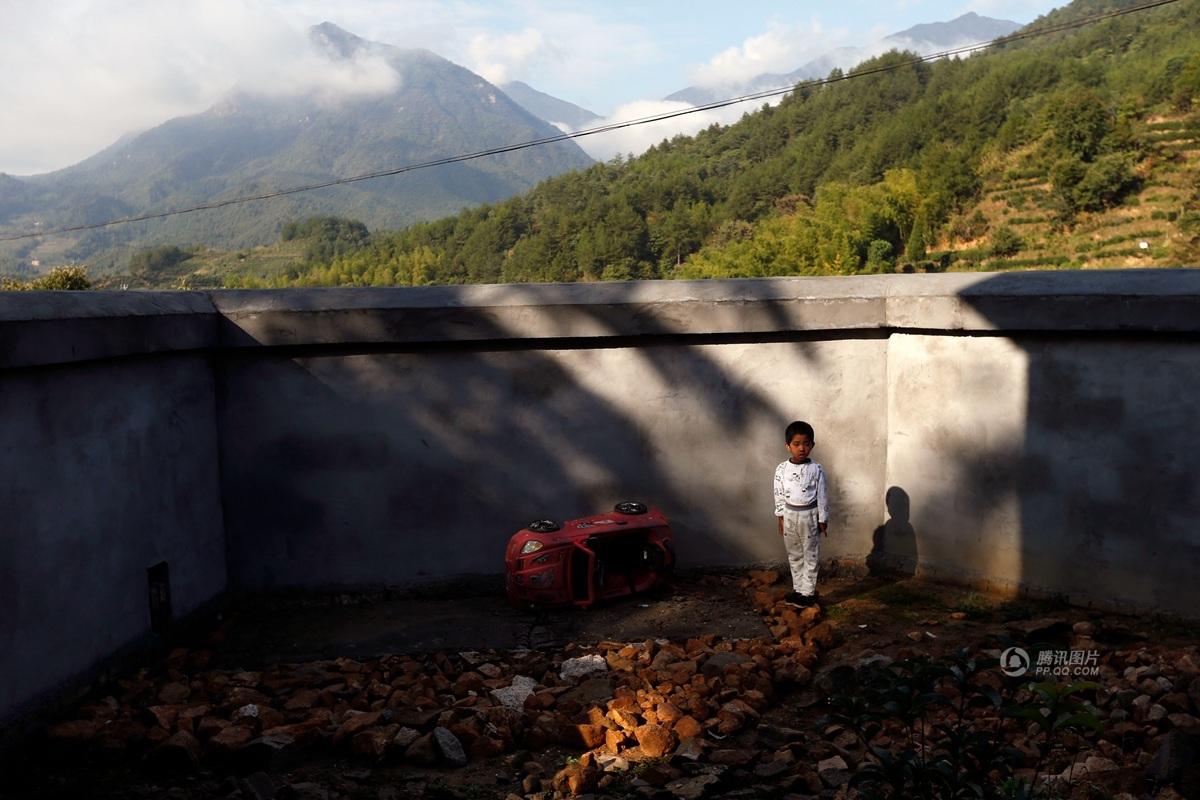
[32,571,1200,800]
[559,654,609,682]
[41,568,833,799]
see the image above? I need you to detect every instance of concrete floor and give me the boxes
[209,572,770,668]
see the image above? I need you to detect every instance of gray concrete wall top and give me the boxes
[207,269,1200,346]
[0,291,218,370]
[2,270,1198,369]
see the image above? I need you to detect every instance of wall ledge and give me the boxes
[2,270,1197,368]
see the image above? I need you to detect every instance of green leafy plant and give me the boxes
[823,649,1100,800]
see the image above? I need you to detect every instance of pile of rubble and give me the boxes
[43,571,838,798]
[1043,629,1200,797]
[34,572,1200,799]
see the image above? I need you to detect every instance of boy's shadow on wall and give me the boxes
[822,486,918,606]
[866,486,919,579]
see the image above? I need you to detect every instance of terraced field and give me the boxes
[939,113,1200,271]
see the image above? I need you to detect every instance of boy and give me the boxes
[773,420,829,607]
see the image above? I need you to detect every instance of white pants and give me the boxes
[782,506,820,595]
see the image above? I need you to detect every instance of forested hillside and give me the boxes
[149,0,1200,288]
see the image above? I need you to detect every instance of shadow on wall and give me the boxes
[938,271,1200,615]
[866,486,917,579]
[213,280,859,591]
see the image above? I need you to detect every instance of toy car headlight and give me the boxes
[521,540,544,554]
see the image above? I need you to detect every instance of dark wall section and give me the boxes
[883,271,1200,617]
[1018,338,1200,614]
[0,354,227,725]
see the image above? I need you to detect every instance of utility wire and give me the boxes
[0,0,1180,244]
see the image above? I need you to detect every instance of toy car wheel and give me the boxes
[614,501,647,515]
[527,519,561,533]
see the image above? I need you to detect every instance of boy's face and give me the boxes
[787,433,814,462]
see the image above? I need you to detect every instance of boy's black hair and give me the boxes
[785,420,815,443]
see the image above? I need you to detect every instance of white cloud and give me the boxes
[280,1,659,113]
[688,19,847,88]
[570,99,750,162]
[467,27,551,86]
[0,0,398,175]
[0,0,666,173]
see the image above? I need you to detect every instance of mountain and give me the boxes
[888,11,1022,48]
[242,0,1200,289]
[0,23,594,273]
[501,81,601,130]
[665,12,1021,106]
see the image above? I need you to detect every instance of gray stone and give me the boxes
[433,726,467,767]
[560,654,609,682]
[817,755,850,787]
[595,753,630,773]
[392,727,420,749]
[490,676,538,710]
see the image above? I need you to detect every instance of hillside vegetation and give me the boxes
[69,0,1200,289]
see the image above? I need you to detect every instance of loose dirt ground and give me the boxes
[6,568,1200,800]
[211,573,769,668]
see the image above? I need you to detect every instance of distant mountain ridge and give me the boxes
[666,12,1021,106]
[501,81,601,130]
[0,23,594,273]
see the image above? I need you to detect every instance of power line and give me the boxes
[0,0,1180,244]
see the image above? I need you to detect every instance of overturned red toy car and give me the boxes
[505,502,675,608]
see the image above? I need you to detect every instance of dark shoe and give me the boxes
[799,593,818,607]
[784,592,813,607]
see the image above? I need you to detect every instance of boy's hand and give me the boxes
[818,522,828,537]
[777,516,784,536]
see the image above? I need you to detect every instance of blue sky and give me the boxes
[1,0,1065,174]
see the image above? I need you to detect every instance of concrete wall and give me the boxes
[887,332,1200,616]
[0,293,227,727]
[216,339,887,588]
[3,270,1199,724]
[881,271,1200,616]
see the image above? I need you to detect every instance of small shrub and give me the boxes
[950,210,989,241]
[989,225,1024,258]
[129,245,191,277]
[1,265,92,291]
